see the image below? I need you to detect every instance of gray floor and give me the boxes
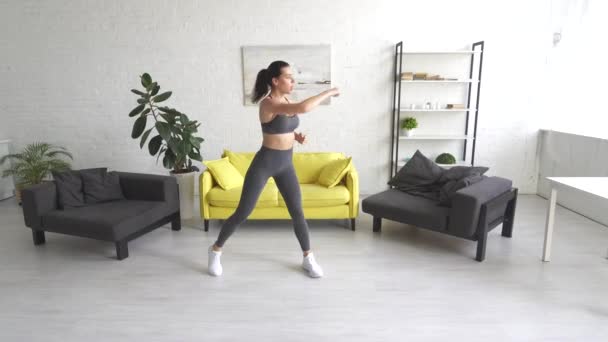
[0,194,607,341]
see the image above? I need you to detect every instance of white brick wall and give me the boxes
[0,0,551,195]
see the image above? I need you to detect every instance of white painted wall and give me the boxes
[541,0,608,139]
[536,129,608,226]
[0,0,552,196]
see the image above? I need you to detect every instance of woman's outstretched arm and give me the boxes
[262,87,339,115]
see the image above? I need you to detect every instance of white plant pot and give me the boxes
[171,171,196,220]
[402,128,416,137]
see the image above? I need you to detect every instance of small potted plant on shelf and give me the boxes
[128,73,204,220]
[0,142,73,205]
[401,117,418,137]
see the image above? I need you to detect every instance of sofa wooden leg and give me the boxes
[32,230,45,245]
[373,216,381,232]
[116,240,129,260]
[204,219,209,232]
[476,228,488,262]
[351,218,356,231]
[502,189,518,238]
[476,236,487,262]
[171,213,181,231]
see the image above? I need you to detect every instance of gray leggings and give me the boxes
[214,145,311,251]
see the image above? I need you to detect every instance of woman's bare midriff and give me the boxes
[262,132,294,150]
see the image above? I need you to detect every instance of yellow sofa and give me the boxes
[199,149,359,231]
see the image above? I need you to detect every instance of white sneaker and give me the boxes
[302,252,323,278]
[208,245,223,276]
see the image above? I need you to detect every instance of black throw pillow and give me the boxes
[51,170,85,209]
[81,169,125,204]
[51,167,108,209]
[438,165,489,183]
[388,150,445,189]
[439,174,487,207]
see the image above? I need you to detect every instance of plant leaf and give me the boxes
[131,89,146,96]
[151,84,160,96]
[148,135,163,155]
[188,150,203,162]
[167,138,180,154]
[140,127,154,148]
[129,104,145,117]
[141,73,152,88]
[158,106,181,115]
[153,91,172,103]
[163,148,176,169]
[156,146,166,164]
[131,115,147,138]
[159,113,175,125]
[155,122,172,141]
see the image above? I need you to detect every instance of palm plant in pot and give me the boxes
[0,142,73,205]
[401,116,418,137]
[128,73,204,219]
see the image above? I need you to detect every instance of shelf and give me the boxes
[398,135,474,140]
[399,108,474,112]
[399,79,478,83]
[390,41,484,182]
[401,51,480,55]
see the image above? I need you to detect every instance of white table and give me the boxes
[542,177,608,261]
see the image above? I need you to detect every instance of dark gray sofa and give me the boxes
[21,172,181,260]
[362,176,518,261]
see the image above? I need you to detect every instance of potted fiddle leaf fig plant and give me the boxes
[0,142,73,205]
[128,73,204,219]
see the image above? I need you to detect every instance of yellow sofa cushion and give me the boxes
[223,150,345,184]
[202,157,244,190]
[317,157,353,188]
[223,149,275,184]
[292,152,345,183]
[278,183,350,208]
[207,183,278,208]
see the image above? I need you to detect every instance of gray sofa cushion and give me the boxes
[41,199,171,241]
[81,169,125,204]
[362,189,450,232]
[51,168,108,209]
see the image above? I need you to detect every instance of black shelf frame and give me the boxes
[389,41,485,183]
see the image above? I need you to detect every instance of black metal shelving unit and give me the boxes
[390,41,485,183]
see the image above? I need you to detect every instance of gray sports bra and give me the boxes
[260,96,300,134]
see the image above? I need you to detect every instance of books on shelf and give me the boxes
[446,103,465,109]
[400,72,413,80]
[426,74,444,80]
[413,72,427,80]
[400,71,458,81]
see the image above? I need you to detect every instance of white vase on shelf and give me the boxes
[402,128,416,137]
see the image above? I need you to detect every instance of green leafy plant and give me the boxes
[0,142,73,187]
[401,117,418,130]
[129,73,204,173]
[435,153,456,164]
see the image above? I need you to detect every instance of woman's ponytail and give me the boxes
[252,68,269,103]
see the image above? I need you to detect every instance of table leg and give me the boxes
[542,187,557,261]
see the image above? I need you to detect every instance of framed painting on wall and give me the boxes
[241,44,332,106]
